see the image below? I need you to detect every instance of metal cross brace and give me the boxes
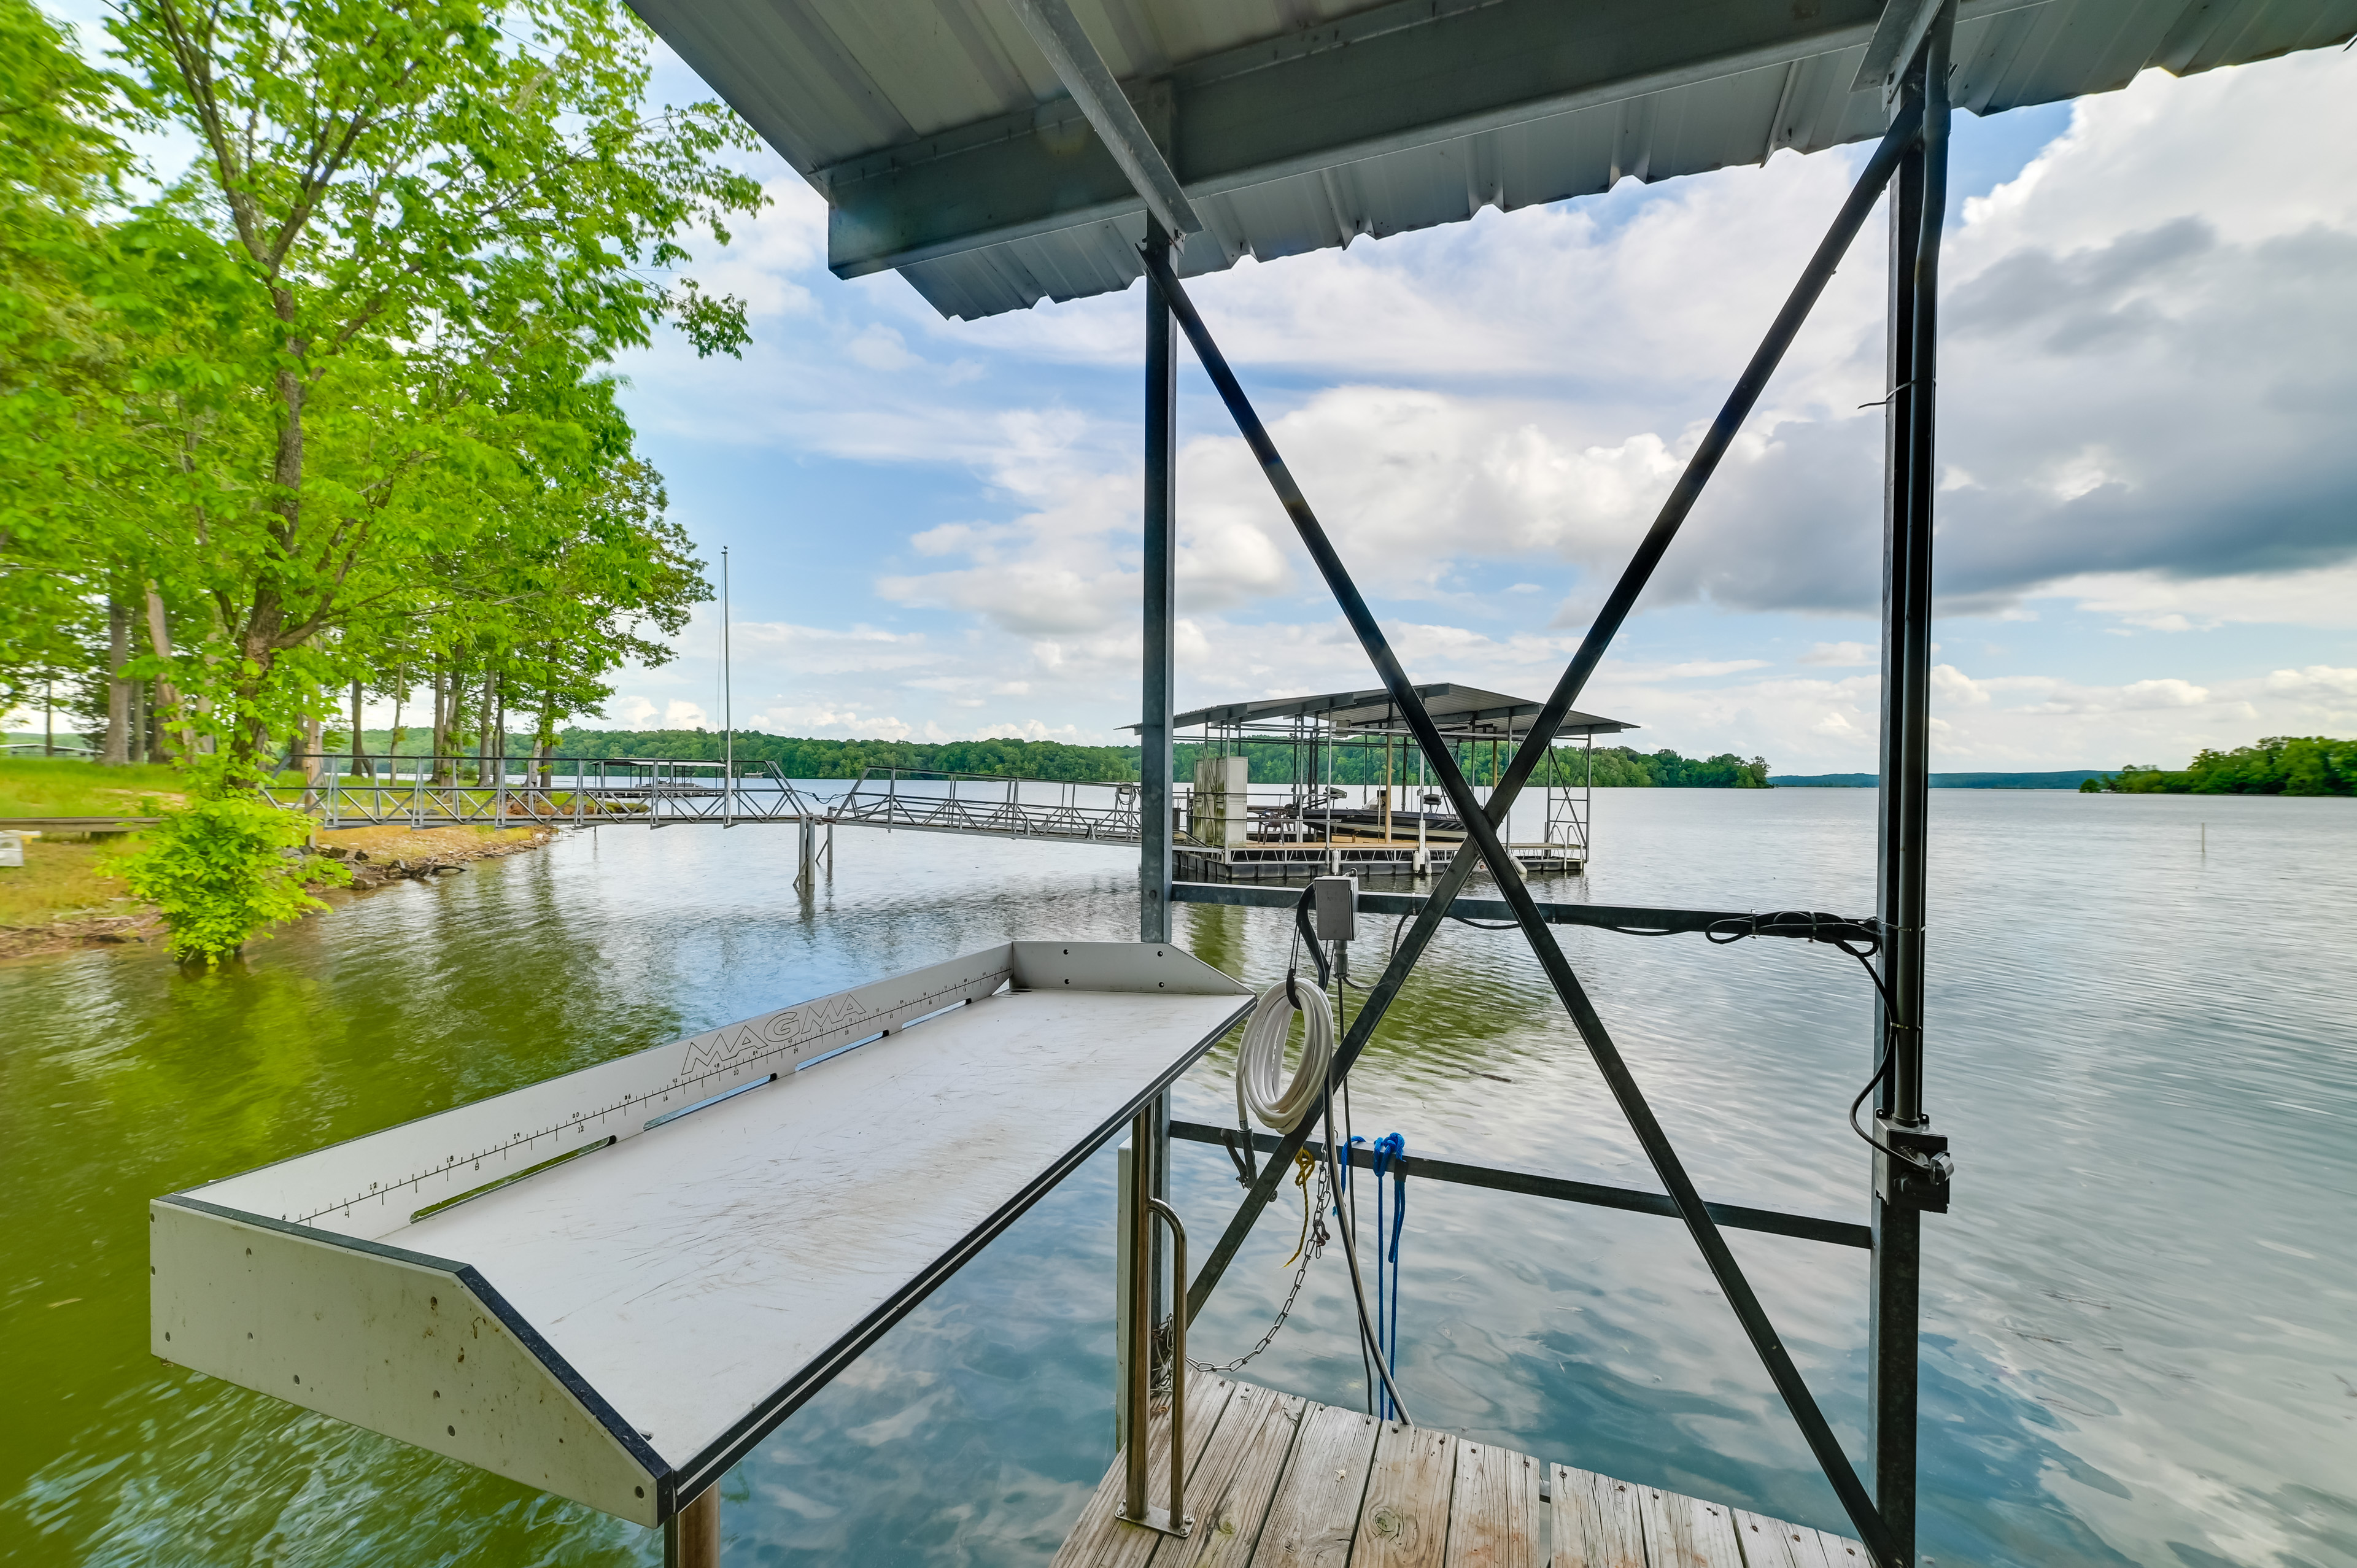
[1145,88,1930,1568]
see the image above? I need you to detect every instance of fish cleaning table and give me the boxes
[150,941,1252,1525]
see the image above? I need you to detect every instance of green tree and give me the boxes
[117,763,351,965]
[2097,737,2357,796]
[93,0,761,771]
[0,0,134,710]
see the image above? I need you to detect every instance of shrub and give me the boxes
[117,779,349,967]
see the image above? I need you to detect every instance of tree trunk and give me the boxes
[144,585,180,764]
[537,681,557,789]
[351,680,369,779]
[104,598,131,765]
[130,674,146,765]
[478,670,495,780]
[301,714,323,789]
[430,663,449,784]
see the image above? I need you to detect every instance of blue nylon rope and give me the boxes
[1369,1132,1406,1419]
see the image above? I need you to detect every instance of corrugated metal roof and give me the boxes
[1168,684,1633,737]
[630,0,2357,320]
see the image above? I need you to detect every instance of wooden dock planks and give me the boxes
[1731,1509,1868,1568]
[1163,1381,1309,1568]
[1057,1382,1868,1568]
[1353,1423,1457,1568]
[1632,1485,1744,1568]
[1552,1464,1645,1568]
[1445,1440,1542,1568]
[1052,1373,1239,1568]
[1254,1402,1384,1568]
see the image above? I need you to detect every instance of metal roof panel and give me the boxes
[627,0,2357,319]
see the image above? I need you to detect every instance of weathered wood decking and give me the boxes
[1052,1375,1867,1568]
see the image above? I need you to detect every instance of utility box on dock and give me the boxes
[150,943,1251,1526]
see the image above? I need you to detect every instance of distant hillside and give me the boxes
[556,728,1136,781]
[1771,770,2112,789]
[543,730,1775,786]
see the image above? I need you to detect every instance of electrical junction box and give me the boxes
[1310,875,1358,942]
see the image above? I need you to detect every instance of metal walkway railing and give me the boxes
[826,768,1144,844]
[259,755,827,827]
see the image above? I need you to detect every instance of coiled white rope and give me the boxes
[1236,976,1334,1133]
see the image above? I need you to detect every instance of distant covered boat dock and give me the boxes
[1159,682,1634,880]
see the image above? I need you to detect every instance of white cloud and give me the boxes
[845,324,920,372]
[741,703,915,741]
[606,44,2352,767]
[2039,563,2357,632]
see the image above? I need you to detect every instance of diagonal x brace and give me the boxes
[1152,94,1927,1567]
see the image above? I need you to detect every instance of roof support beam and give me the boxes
[1853,0,1953,100]
[822,0,1898,279]
[1000,0,1201,242]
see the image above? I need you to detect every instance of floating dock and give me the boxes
[1056,1372,1868,1568]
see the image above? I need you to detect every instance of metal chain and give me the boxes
[1182,1161,1329,1378]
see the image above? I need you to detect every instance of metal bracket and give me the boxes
[1873,1119,1953,1213]
[1113,1502,1194,1538]
[1852,0,1949,106]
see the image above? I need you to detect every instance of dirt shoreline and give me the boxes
[0,823,558,961]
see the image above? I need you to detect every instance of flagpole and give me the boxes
[722,546,734,827]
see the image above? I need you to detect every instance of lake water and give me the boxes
[1,789,2350,1567]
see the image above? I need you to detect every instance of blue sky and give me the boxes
[594,41,2357,771]
[34,6,2350,772]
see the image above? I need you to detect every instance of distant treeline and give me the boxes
[552,729,1137,781]
[2085,736,2356,796]
[27,723,1779,789]
[1584,747,1772,788]
[543,731,1770,787]
[1773,770,2110,789]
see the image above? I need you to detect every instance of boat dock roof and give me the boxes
[1164,684,1634,740]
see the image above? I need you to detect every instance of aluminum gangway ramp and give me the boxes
[150,943,1252,1526]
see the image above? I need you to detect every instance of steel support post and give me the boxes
[1871,13,1955,1565]
[1141,218,1177,947]
[1121,1113,1153,1522]
[1139,220,1179,1347]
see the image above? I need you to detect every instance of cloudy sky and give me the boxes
[289,41,2357,770]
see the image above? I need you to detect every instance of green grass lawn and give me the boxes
[0,757,186,819]
[0,836,148,932]
[0,760,180,935]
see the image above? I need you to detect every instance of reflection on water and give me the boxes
[1,791,2351,1567]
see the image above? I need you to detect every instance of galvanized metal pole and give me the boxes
[1121,1111,1153,1523]
[1871,11,1956,1564]
[1142,217,1177,946]
[723,546,735,828]
[1139,215,1178,1383]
